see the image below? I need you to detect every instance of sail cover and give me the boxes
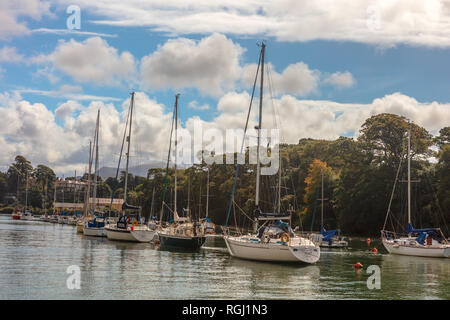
[406,223,438,234]
[320,227,338,241]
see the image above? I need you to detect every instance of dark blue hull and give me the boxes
[159,234,206,250]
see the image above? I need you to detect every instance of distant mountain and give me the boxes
[98,161,165,179]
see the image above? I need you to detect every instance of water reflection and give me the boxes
[0,215,449,300]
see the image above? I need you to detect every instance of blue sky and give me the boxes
[1,1,449,175]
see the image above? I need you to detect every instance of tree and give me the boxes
[358,113,433,165]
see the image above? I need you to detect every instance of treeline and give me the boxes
[1,113,449,236]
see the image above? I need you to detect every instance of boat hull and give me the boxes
[382,239,450,258]
[224,236,320,264]
[159,233,206,249]
[106,226,154,243]
[130,229,156,243]
[83,226,106,237]
[11,214,21,220]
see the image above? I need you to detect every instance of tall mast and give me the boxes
[124,92,135,203]
[407,126,411,226]
[206,168,210,218]
[84,140,92,217]
[174,94,179,217]
[150,186,155,219]
[93,109,100,211]
[25,170,29,211]
[277,155,281,213]
[187,174,190,220]
[321,170,324,230]
[255,42,265,209]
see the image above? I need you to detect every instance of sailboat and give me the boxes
[222,42,320,263]
[381,127,450,258]
[77,141,93,233]
[21,171,34,220]
[309,170,348,248]
[83,109,107,237]
[157,94,207,250]
[105,92,156,243]
[200,168,215,235]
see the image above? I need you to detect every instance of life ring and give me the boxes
[281,233,290,243]
[132,220,138,226]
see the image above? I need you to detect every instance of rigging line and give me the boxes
[225,48,262,226]
[233,200,256,224]
[383,155,404,230]
[108,94,132,217]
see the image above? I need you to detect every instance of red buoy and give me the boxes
[366,238,371,246]
[354,262,363,269]
[371,247,378,253]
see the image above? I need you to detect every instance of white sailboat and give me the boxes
[83,109,107,237]
[157,94,207,250]
[381,127,450,258]
[309,170,348,248]
[105,92,155,243]
[200,168,215,235]
[223,42,320,264]
[20,171,34,220]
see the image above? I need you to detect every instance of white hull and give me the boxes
[130,229,156,242]
[224,236,320,264]
[105,225,154,243]
[83,226,106,237]
[21,215,34,220]
[382,239,450,258]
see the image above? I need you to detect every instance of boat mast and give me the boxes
[255,42,265,210]
[124,92,135,204]
[84,140,93,217]
[93,109,100,212]
[206,168,210,218]
[187,174,190,220]
[407,126,411,230]
[174,94,179,218]
[321,170,324,230]
[277,155,281,213]
[25,170,29,211]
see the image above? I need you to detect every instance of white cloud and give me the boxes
[34,37,137,86]
[188,100,210,111]
[54,0,450,48]
[0,46,24,63]
[31,28,117,38]
[1,89,448,176]
[141,33,244,96]
[323,71,355,89]
[0,0,52,39]
[243,62,320,96]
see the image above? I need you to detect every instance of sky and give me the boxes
[0,0,449,176]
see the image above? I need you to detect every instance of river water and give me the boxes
[0,215,448,300]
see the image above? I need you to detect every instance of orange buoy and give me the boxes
[354,262,363,269]
[371,247,378,253]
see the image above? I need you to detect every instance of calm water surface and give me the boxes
[0,215,449,299]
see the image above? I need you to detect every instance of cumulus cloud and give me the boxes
[0,0,51,39]
[0,46,25,63]
[33,37,137,86]
[188,101,210,111]
[243,62,320,96]
[54,0,450,48]
[323,71,355,89]
[141,33,244,96]
[1,89,449,176]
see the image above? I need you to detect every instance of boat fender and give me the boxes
[280,233,290,244]
[354,262,363,269]
[371,247,378,253]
